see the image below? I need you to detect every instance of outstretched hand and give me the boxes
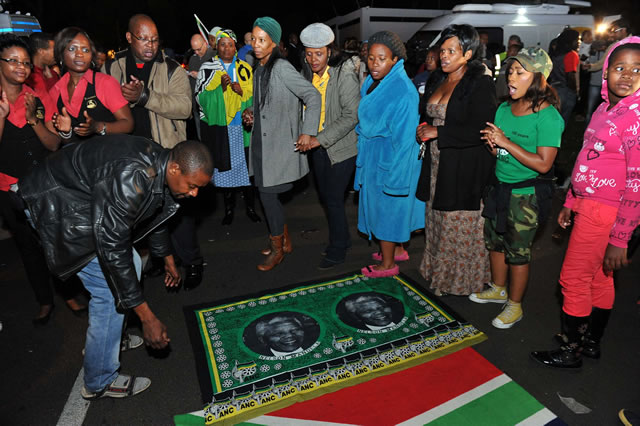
[480,122,508,148]
[52,107,72,133]
[134,302,170,350]
[142,315,170,349]
[74,110,99,136]
[163,256,182,288]
[121,75,144,103]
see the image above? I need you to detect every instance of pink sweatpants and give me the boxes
[560,198,618,317]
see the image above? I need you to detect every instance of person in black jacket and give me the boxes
[18,136,212,400]
[415,24,497,296]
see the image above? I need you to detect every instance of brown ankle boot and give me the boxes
[261,225,292,255]
[258,234,285,271]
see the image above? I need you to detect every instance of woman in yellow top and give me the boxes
[297,23,360,269]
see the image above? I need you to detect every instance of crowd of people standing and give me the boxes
[1,11,639,404]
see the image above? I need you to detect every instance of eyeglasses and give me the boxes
[610,27,624,33]
[0,57,33,68]
[131,33,160,45]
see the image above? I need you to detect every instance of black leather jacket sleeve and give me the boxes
[147,223,172,258]
[92,167,151,310]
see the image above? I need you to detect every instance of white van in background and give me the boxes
[410,2,595,53]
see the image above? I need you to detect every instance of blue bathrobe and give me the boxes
[355,59,425,242]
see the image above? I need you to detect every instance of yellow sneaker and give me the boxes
[492,301,523,329]
[468,283,508,304]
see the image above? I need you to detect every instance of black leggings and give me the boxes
[258,190,285,236]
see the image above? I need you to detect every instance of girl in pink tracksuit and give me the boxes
[532,36,640,369]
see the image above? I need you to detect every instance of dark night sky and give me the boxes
[6,0,640,53]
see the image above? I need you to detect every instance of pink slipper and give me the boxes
[361,264,400,278]
[371,251,410,262]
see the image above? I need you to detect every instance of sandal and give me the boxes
[81,374,151,400]
[371,251,410,262]
[361,264,399,278]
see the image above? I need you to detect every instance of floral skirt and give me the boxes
[419,143,490,295]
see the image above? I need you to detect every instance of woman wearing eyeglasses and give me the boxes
[49,27,133,144]
[0,34,87,324]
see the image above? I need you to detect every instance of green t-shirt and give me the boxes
[494,101,564,194]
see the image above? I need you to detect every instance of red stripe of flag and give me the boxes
[270,348,502,425]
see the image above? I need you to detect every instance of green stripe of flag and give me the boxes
[426,381,545,426]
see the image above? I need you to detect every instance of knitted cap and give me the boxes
[300,23,335,48]
[253,16,282,45]
[507,46,553,79]
[368,31,406,61]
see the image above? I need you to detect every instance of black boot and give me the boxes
[582,307,611,359]
[531,313,588,369]
[221,190,235,225]
[243,186,261,223]
[183,264,203,291]
[553,311,569,345]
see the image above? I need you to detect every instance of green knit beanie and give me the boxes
[253,16,282,44]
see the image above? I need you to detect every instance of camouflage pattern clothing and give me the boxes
[484,193,539,265]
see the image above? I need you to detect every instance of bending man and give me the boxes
[18,135,212,399]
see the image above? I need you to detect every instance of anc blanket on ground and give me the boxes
[179,272,487,425]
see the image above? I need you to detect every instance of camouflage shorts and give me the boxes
[484,193,539,265]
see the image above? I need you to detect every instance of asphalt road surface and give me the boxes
[1,176,639,426]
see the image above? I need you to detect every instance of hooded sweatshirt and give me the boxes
[565,36,640,248]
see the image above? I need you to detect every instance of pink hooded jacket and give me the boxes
[565,36,640,248]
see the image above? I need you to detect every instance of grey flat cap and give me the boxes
[300,23,335,48]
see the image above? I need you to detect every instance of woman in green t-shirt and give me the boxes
[468,47,564,329]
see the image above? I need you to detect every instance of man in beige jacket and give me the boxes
[104,14,191,147]
[104,14,204,289]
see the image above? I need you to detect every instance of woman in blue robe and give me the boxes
[355,31,425,278]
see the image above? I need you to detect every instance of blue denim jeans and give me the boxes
[78,251,141,392]
[556,85,578,127]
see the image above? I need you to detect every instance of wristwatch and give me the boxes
[98,123,107,136]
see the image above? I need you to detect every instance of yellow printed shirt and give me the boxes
[312,67,330,132]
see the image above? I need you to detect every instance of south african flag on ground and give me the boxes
[175,346,562,425]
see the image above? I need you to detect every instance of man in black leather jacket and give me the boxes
[19,135,212,399]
